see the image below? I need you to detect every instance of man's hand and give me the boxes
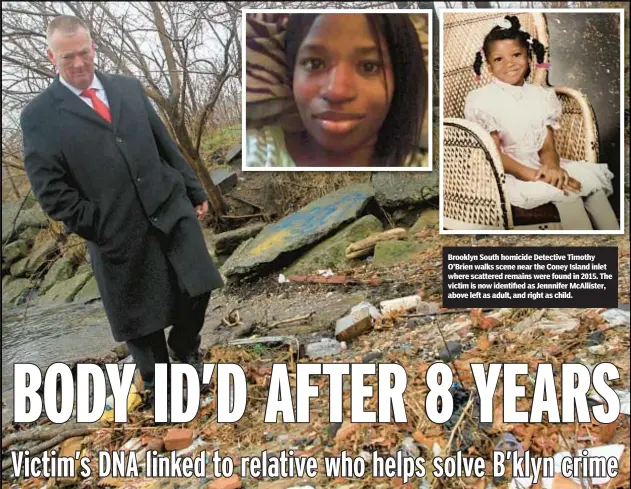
[195,201,209,221]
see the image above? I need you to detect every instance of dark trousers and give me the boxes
[126,290,211,391]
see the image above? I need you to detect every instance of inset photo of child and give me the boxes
[439,10,624,233]
[243,10,432,170]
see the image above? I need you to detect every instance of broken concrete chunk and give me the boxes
[212,222,266,255]
[210,168,238,193]
[380,295,422,314]
[305,338,342,359]
[335,307,372,342]
[221,183,374,277]
[285,215,383,275]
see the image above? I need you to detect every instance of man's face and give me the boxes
[47,27,95,90]
[291,14,394,156]
[486,38,529,86]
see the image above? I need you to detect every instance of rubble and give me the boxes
[163,428,194,451]
[220,183,374,278]
[2,246,629,489]
[380,295,423,314]
[334,307,372,342]
[602,308,630,327]
[285,215,383,275]
[304,338,342,359]
[370,171,439,208]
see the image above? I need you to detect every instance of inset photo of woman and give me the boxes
[439,10,624,233]
[243,10,432,170]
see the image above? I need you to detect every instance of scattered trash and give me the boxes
[278,273,289,283]
[201,394,214,408]
[541,444,626,488]
[587,344,607,356]
[416,301,440,315]
[335,421,358,442]
[439,341,463,362]
[121,437,143,452]
[487,308,513,320]
[400,436,421,458]
[285,274,381,285]
[335,307,372,341]
[509,476,533,489]
[380,294,423,314]
[590,388,630,415]
[495,433,528,487]
[495,432,525,457]
[350,300,383,320]
[602,308,630,327]
[586,330,605,346]
[317,269,334,277]
[444,384,475,452]
[539,316,580,333]
[99,383,142,424]
[305,338,343,358]
[142,435,164,453]
[175,436,207,458]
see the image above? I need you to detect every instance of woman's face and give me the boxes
[486,38,529,86]
[291,14,395,156]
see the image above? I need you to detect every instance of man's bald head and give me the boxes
[46,15,95,90]
[46,15,91,48]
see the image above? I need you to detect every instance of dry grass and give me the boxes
[267,171,371,217]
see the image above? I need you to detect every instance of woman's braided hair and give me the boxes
[473,15,546,80]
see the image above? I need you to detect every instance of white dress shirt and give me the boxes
[60,74,110,109]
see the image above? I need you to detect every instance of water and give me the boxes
[1,300,117,400]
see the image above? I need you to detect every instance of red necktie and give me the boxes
[81,88,112,123]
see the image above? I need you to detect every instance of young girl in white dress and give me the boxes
[464,15,618,230]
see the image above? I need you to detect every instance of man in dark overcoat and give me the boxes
[20,15,224,409]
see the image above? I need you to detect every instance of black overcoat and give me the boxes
[20,72,224,342]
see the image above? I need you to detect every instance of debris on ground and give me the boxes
[2,304,629,488]
[345,228,407,259]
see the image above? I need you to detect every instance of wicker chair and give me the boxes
[441,12,600,230]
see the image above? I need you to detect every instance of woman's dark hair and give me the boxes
[285,13,427,167]
[473,15,546,79]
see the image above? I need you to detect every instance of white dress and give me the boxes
[464,78,614,210]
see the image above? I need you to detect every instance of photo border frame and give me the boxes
[241,7,434,172]
[438,7,625,235]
